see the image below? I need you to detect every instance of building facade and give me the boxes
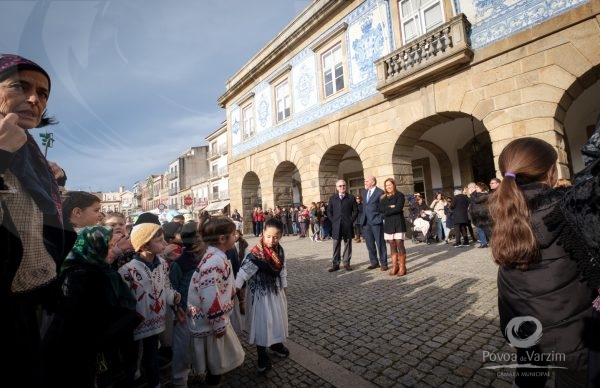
[204,122,232,214]
[100,186,134,216]
[218,0,600,225]
[167,146,210,211]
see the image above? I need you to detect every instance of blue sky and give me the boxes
[0,0,310,192]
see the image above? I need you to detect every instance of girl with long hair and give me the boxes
[488,137,594,388]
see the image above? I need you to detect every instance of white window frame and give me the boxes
[274,78,292,123]
[399,0,444,44]
[321,43,345,98]
[241,103,254,141]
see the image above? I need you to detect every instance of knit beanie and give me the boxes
[162,221,182,241]
[133,212,161,226]
[0,53,51,91]
[180,221,199,250]
[130,223,162,252]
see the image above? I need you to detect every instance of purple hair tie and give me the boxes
[504,172,516,178]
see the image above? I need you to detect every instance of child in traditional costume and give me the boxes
[235,218,289,372]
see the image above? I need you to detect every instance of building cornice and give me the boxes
[217,0,355,108]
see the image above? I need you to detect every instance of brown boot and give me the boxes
[389,253,399,276]
[397,254,407,276]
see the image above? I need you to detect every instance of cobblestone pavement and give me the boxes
[162,235,554,388]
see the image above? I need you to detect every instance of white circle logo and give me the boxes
[505,316,543,348]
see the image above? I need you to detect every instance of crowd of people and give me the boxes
[1,52,598,387]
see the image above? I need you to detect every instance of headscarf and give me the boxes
[0,53,51,90]
[61,226,136,310]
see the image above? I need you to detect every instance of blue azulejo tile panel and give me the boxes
[231,0,393,157]
[468,0,589,48]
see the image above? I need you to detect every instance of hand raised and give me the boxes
[47,161,65,180]
[0,113,27,153]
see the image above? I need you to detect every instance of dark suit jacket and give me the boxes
[327,193,358,240]
[359,187,384,226]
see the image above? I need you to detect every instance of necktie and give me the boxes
[367,190,372,202]
[339,194,344,200]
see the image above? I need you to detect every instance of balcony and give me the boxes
[375,14,473,98]
[209,148,220,160]
[168,188,178,196]
[209,166,228,180]
[208,144,228,160]
[168,171,178,180]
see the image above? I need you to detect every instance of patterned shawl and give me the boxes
[249,239,284,276]
[7,132,63,230]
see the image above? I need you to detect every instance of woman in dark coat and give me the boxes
[468,182,492,248]
[450,189,470,247]
[488,137,594,388]
[379,177,407,276]
[546,118,600,387]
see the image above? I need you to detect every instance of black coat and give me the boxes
[498,184,594,373]
[327,193,358,240]
[43,263,141,387]
[450,193,470,224]
[379,192,407,234]
[468,191,492,237]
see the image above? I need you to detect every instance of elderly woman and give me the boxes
[0,54,68,386]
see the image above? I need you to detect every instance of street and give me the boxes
[165,235,530,387]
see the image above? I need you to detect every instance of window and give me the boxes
[399,0,444,43]
[242,104,254,140]
[275,79,291,122]
[321,43,345,98]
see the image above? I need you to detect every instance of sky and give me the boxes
[0,0,311,192]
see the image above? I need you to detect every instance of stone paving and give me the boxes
[162,235,554,387]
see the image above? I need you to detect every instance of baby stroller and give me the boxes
[411,211,438,244]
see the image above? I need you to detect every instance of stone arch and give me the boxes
[559,64,600,178]
[394,112,493,196]
[319,145,363,200]
[413,140,453,196]
[273,161,302,208]
[241,171,261,234]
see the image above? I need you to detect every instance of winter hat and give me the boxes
[130,223,162,252]
[180,221,199,250]
[162,221,182,241]
[133,212,161,226]
[0,53,51,91]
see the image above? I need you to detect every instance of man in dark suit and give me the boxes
[326,179,358,272]
[359,175,388,270]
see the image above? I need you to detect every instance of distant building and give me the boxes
[100,186,134,216]
[204,121,231,215]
